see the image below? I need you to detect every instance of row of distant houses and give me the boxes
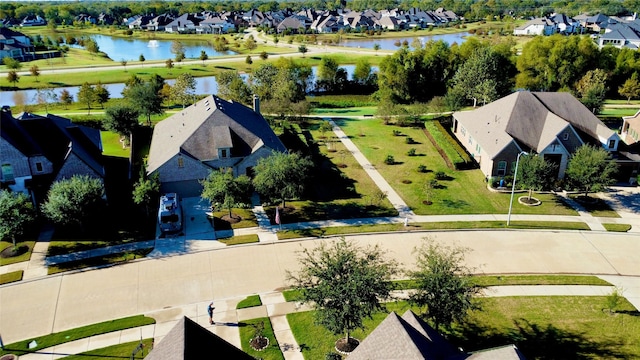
[121,7,459,34]
[513,12,640,51]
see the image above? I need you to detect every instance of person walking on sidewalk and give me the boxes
[207,302,215,325]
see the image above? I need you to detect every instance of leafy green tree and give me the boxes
[0,190,36,252]
[165,58,174,71]
[576,69,609,114]
[29,65,40,82]
[450,47,514,107]
[373,43,380,55]
[139,54,145,66]
[77,82,96,114]
[298,44,308,57]
[132,172,160,219]
[250,63,279,101]
[94,81,110,109]
[3,56,22,70]
[42,175,106,233]
[217,70,252,105]
[201,170,253,218]
[104,104,140,147]
[126,82,164,126]
[246,55,253,65]
[7,70,19,89]
[286,237,400,350]
[408,238,481,331]
[199,50,208,66]
[319,120,333,138]
[213,36,229,52]
[517,154,557,200]
[120,59,127,71]
[253,152,313,207]
[83,38,100,57]
[259,51,268,60]
[170,40,185,57]
[171,73,196,108]
[352,58,375,87]
[566,144,618,198]
[316,57,348,93]
[619,72,640,104]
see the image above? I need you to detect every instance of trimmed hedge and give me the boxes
[425,119,474,170]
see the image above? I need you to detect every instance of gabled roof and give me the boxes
[347,311,461,360]
[1,110,104,179]
[454,92,616,157]
[146,316,253,360]
[147,95,285,174]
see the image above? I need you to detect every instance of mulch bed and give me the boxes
[0,245,28,259]
[335,337,360,354]
[250,336,268,351]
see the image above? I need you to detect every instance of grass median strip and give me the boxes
[58,339,154,360]
[0,315,156,357]
[277,220,590,239]
[0,270,23,285]
[602,223,633,232]
[47,248,153,275]
[237,295,263,309]
[218,234,260,246]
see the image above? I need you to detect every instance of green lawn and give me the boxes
[0,240,35,266]
[395,275,611,289]
[277,220,589,239]
[310,106,377,116]
[0,270,23,285]
[239,317,284,360]
[237,295,263,309]
[48,248,153,275]
[210,208,258,230]
[263,120,397,224]
[0,315,155,357]
[60,339,154,360]
[288,297,640,359]
[337,117,579,216]
[218,234,260,246]
[603,223,633,232]
[101,131,131,158]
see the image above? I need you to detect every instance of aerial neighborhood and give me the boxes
[1,0,640,359]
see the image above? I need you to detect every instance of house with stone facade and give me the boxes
[0,107,104,201]
[451,91,621,181]
[147,95,286,198]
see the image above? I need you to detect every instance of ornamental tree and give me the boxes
[0,190,36,252]
[287,237,400,351]
[253,152,313,207]
[41,175,106,233]
[200,170,253,218]
[408,238,482,331]
[565,144,618,198]
[517,154,557,200]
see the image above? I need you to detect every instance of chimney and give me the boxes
[252,94,260,114]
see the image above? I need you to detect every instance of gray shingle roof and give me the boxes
[146,316,254,360]
[453,92,615,158]
[147,94,285,173]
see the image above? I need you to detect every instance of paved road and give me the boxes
[1,229,640,345]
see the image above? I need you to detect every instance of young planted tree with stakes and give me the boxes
[201,170,252,219]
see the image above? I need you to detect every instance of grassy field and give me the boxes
[288,297,640,359]
[336,117,579,216]
[262,119,397,224]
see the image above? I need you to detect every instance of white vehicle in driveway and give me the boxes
[158,193,183,233]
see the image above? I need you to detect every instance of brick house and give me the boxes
[1,108,104,201]
[146,95,286,198]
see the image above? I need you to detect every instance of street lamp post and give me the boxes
[507,151,528,226]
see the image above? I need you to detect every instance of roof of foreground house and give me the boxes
[147,94,286,173]
[347,310,526,360]
[145,316,254,360]
[453,91,615,157]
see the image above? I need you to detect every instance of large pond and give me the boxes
[73,34,231,61]
[1,65,374,107]
[74,32,469,61]
[339,32,469,50]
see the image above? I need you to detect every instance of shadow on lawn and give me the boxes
[450,319,629,359]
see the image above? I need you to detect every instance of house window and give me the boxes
[1,164,14,182]
[460,126,466,136]
[221,149,227,158]
[35,162,43,172]
[608,139,616,149]
[468,136,473,145]
[177,157,184,168]
[497,161,507,176]
[563,132,569,140]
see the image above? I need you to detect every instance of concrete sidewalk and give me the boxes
[13,284,618,360]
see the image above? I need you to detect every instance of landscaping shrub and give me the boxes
[405,137,415,144]
[407,148,417,156]
[384,155,395,165]
[418,164,428,173]
[393,130,402,136]
[435,171,447,180]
